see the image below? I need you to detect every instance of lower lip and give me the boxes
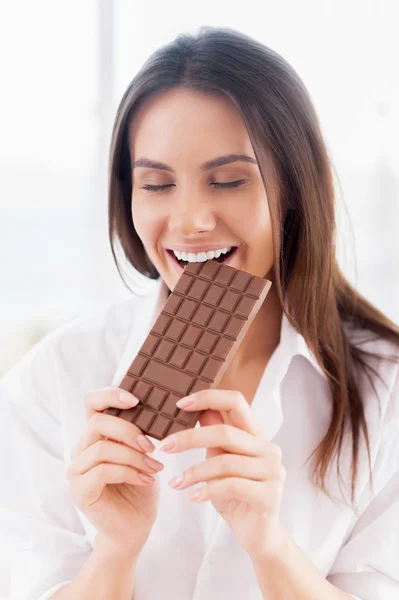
[165,247,240,275]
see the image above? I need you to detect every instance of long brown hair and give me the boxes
[107,26,399,506]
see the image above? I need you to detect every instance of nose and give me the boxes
[168,194,216,236]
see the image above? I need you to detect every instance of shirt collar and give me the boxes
[279,309,327,381]
[112,277,327,389]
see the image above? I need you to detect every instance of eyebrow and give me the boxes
[131,153,258,173]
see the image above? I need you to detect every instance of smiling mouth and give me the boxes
[167,247,238,268]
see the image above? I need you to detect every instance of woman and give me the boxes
[1,26,398,600]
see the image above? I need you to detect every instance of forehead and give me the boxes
[128,88,253,159]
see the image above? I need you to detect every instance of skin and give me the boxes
[119,90,353,597]
[63,89,351,597]
[129,87,283,386]
[126,88,288,561]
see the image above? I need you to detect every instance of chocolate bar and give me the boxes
[104,260,271,440]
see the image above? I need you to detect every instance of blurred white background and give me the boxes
[0,0,398,597]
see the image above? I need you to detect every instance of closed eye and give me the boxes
[141,179,247,192]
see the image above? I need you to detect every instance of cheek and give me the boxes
[131,199,161,245]
[253,205,273,240]
[229,194,272,240]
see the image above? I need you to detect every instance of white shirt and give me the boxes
[1,277,398,600]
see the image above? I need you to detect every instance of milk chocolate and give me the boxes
[104,260,271,440]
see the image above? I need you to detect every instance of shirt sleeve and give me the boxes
[0,340,92,600]
[326,364,399,600]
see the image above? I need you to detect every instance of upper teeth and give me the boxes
[173,246,232,262]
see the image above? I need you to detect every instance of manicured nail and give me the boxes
[138,472,155,483]
[119,391,139,406]
[189,489,202,501]
[158,436,177,452]
[136,435,156,453]
[176,397,195,408]
[168,475,183,488]
[143,456,164,472]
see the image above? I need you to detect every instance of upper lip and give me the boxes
[165,244,237,253]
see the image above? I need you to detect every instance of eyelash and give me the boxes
[141,179,247,192]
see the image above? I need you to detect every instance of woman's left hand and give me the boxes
[157,388,287,560]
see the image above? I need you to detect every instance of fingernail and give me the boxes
[169,475,183,488]
[143,456,164,472]
[119,391,139,406]
[136,434,156,453]
[189,489,202,501]
[176,397,195,408]
[158,436,176,452]
[138,472,155,483]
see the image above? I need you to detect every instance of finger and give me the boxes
[68,463,157,508]
[71,411,155,461]
[176,389,265,437]
[158,423,276,457]
[66,439,164,481]
[169,454,282,491]
[189,477,283,517]
[83,387,139,421]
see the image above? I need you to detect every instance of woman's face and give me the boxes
[129,88,274,291]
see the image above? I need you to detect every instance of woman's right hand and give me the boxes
[66,387,163,558]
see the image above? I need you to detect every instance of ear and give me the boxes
[199,409,223,428]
